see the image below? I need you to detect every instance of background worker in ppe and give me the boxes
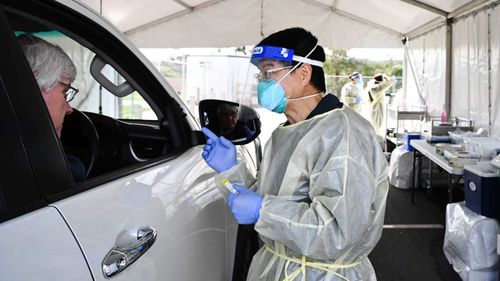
[340,72,364,114]
[366,73,392,142]
[201,27,389,281]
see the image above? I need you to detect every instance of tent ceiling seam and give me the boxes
[405,17,447,39]
[407,0,499,39]
[124,0,222,35]
[398,0,448,17]
[260,0,264,37]
[302,0,403,36]
[448,0,499,18]
[333,10,402,36]
[172,0,193,9]
[331,0,339,11]
[451,0,500,22]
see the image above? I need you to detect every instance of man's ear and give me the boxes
[299,64,313,87]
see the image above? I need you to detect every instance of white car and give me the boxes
[0,0,261,280]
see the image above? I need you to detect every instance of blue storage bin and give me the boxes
[403,133,421,152]
[464,164,500,219]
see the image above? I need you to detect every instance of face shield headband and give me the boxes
[250,45,324,68]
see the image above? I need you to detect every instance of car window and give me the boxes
[2,3,193,194]
[16,31,158,121]
[0,64,46,222]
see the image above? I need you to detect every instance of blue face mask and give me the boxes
[257,80,287,113]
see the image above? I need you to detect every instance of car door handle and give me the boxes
[102,226,157,278]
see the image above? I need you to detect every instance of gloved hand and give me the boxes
[201,127,237,173]
[227,184,263,225]
[354,97,362,103]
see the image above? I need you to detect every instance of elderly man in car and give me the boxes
[17,34,85,182]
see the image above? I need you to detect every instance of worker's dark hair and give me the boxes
[256,27,326,92]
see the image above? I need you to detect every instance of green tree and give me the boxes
[160,61,181,78]
[324,48,402,95]
[324,48,402,78]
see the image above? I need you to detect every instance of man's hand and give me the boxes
[201,127,237,173]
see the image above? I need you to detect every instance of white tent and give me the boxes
[79,0,500,137]
[79,0,477,48]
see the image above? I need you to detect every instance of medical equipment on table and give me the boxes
[421,117,473,143]
[444,150,480,168]
[463,136,500,160]
[435,143,464,156]
[448,128,488,144]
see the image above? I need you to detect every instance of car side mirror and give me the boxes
[199,99,261,145]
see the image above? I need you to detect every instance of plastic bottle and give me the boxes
[221,178,239,195]
[440,105,448,124]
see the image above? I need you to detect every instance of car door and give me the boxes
[0,8,93,280]
[1,1,237,280]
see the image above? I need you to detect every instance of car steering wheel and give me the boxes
[60,109,99,180]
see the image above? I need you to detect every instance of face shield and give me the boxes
[239,45,324,114]
[350,72,363,87]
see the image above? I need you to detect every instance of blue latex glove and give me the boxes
[354,97,362,103]
[227,184,263,225]
[201,127,237,173]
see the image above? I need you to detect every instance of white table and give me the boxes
[410,140,466,203]
[411,140,465,174]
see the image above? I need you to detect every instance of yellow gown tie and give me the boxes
[264,245,361,281]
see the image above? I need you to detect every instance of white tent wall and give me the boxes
[490,5,500,137]
[405,26,446,117]
[451,10,490,130]
[405,34,425,106]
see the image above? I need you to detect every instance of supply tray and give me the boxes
[421,117,473,137]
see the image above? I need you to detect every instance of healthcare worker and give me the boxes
[340,72,363,113]
[366,73,392,142]
[202,27,388,281]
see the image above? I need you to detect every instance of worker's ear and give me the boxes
[298,64,313,87]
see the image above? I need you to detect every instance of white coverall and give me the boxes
[217,106,389,281]
[366,75,392,139]
[340,83,363,113]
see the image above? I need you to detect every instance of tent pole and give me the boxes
[488,11,492,133]
[445,19,452,119]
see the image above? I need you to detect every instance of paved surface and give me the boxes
[369,186,461,281]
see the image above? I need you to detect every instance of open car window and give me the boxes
[3,5,193,190]
[17,31,158,121]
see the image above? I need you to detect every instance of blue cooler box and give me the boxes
[464,164,500,219]
[403,133,421,152]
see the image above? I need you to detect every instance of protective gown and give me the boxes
[340,84,363,113]
[366,75,392,138]
[217,106,389,281]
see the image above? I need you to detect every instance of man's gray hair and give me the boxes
[17,34,76,92]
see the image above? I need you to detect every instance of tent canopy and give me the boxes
[78,0,500,137]
[80,0,481,48]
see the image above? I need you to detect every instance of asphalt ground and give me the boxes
[369,186,461,281]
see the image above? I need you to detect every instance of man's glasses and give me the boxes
[58,81,79,102]
[254,65,292,81]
